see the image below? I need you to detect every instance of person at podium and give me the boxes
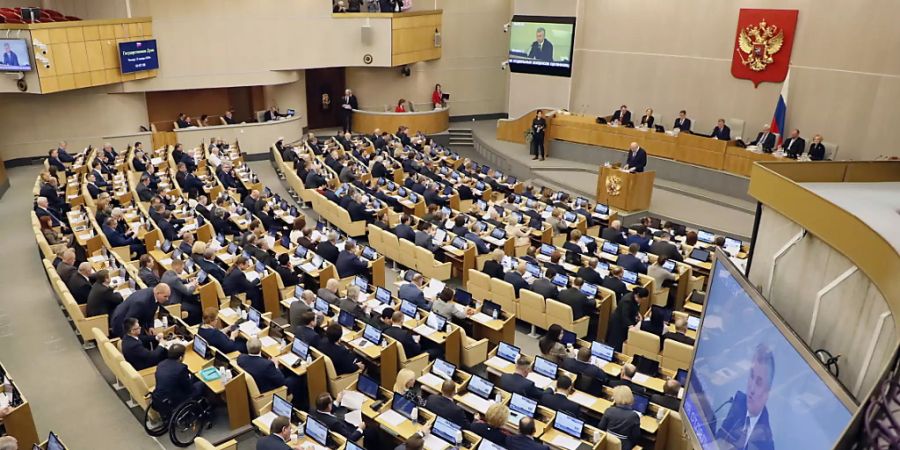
[624,142,647,173]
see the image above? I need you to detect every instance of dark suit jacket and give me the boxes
[198,326,244,354]
[335,250,368,278]
[715,392,774,450]
[57,262,77,284]
[505,434,550,450]
[309,410,362,441]
[316,340,359,375]
[529,278,559,300]
[606,293,640,352]
[317,241,340,264]
[673,117,691,132]
[198,259,227,282]
[425,395,470,428]
[783,136,806,158]
[649,240,683,262]
[651,393,681,411]
[223,269,257,297]
[498,373,546,400]
[86,283,123,317]
[470,422,508,446]
[504,272,528,297]
[639,115,655,128]
[237,354,285,393]
[384,325,422,357]
[752,132,776,151]
[609,379,647,397]
[626,148,647,172]
[710,125,731,140]
[612,110,632,125]
[263,110,284,122]
[122,335,165,370]
[561,357,608,395]
[256,434,292,450]
[68,273,93,305]
[598,405,642,450]
[576,266,604,286]
[153,358,194,404]
[294,326,321,347]
[275,265,300,287]
[558,287,595,320]
[393,224,416,243]
[540,391,581,416]
[602,227,627,245]
[110,288,159,337]
[601,276,629,301]
[808,142,826,161]
[527,39,554,62]
[482,260,505,280]
[616,254,647,274]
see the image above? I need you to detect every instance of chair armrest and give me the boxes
[77,314,109,339]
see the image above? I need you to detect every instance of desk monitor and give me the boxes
[361,246,378,261]
[580,283,598,297]
[391,391,417,419]
[433,228,447,244]
[633,392,650,415]
[353,275,368,290]
[594,203,609,215]
[314,297,330,314]
[474,221,487,233]
[295,245,308,258]
[591,341,614,362]
[409,192,419,203]
[432,415,462,445]
[227,242,239,254]
[272,393,293,420]
[662,260,677,272]
[597,261,610,272]
[564,211,577,222]
[561,330,577,346]
[453,288,472,306]
[490,227,506,240]
[509,392,537,419]
[601,241,620,255]
[362,324,382,345]
[553,410,584,438]
[675,368,688,386]
[254,260,266,274]
[525,262,541,278]
[358,374,379,399]
[507,176,517,185]
[286,108,295,116]
[433,358,456,380]
[0,39,33,72]
[723,237,742,253]
[338,310,356,329]
[291,338,309,360]
[247,307,261,326]
[311,254,324,269]
[193,335,209,359]
[425,313,448,332]
[47,431,64,450]
[197,270,208,285]
[579,235,594,246]
[497,341,520,363]
[375,286,392,304]
[533,356,558,379]
[633,354,659,377]
[539,243,556,256]
[575,197,589,208]
[689,247,710,263]
[161,239,172,253]
[622,270,638,285]
[477,439,507,450]
[481,300,501,318]
[467,375,494,399]
[687,315,701,331]
[551,273,569,287]
[682,253,853,450]
[697,229,716,244]
[305,416,329,447]
[345,442,365,450]
[452,236,468,250]
[400,300,418,318]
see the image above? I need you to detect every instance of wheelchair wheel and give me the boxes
[168,400,209,447]
[142,405,168,437]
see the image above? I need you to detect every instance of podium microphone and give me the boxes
[714,395,735,415]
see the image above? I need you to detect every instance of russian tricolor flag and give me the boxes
[770,71,789,146]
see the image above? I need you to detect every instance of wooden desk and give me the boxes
[723,145,785,177]
[352,108,450,135]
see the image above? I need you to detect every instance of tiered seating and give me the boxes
[0,7,80,23]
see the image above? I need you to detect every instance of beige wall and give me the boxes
[0,87,148,160]
[263,72,309,130]
[347,0,511,117]
[564,0,900,161]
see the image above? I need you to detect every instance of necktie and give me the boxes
[738,416,751,449]
[761,132,768,143]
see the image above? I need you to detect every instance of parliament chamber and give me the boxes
[0,1,898,450]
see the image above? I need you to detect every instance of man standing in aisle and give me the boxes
[341,89,359,133]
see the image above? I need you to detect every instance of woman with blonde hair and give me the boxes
[598,385,642,450]
[393,368,425,406]
[470,402,509,446]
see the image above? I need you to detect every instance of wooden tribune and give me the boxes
[596,167,655,212]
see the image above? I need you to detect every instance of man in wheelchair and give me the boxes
[151,344,206,419]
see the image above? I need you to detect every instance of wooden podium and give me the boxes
[596,167,655,212]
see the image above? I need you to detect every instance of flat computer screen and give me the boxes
[305,417,329,446]
[291,338,309,360]
[591,341,614,362]
[433,358,456,379]
[0,39,32,72]
[553,411,584,438]
[497,342,520,363]
[358,374,379,399]
[272,394,292,419]
[432,415,462,445]
[533,356,558,379]
[193,335,208,359]
[509,392,537,418]
[392,391,416,419]
[468,375,494,399]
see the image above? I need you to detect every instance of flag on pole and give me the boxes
[770,71,790,146]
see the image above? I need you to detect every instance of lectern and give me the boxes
[596,167,655,212]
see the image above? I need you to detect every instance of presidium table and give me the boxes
[497,110,793,177]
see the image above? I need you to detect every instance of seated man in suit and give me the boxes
[384,311,424,358]
[482,249,506,280]
[601,267,629,300]
[625,226,652,253]
[710,118,731,140]
[662,316,695,348]
[263,106,285,122]
[425,380,470,428]
[413,221,440,253]
[222,256,263,311]
[175,113,191,129]
[317,324,365,375]
[529,267,560,300]
[576,257,605,286]
[121,317,166,371]
[506,417,550,450]
[558,277,596,321]
[198,248,227,282]
[601,220,627,245]
[67,262,94,305]
[780,128,806,159]
[649,232,683,262]
[503,262,529,297]
[237,337,303,405]
[539,375,581,416]
[198,307,247,354]
[85,270,123,317]
[258,415,294,450]
[610,363,647,396]
[318,278,341,306]
[651,380,682,411]
[562,347,609,395]
[102,217,145,256]
[316,232,341,264]
[464,223,490,255]
[310,392,365,441]
[616,244,648,274]
[335,240,369,278]
[294,311,322,346]
[338,285,367,320]
[34,196,65,229]
[611,105,632,126]
[399,273,430,310]
[152,344,204,411]
[499,356,550,400]
[751,124,777,152]
[673,110,691,132]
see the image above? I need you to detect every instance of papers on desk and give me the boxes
[300,262,319,273]
[220,307,238,318]
[158,258,173,266]
[151,157,164,165]
[260,336,279,348]
[423,279,445,299]
[78,233,93,241]
[424,433,451,450]
[413,324,437,337]
[570,391,596,407]
[340,390,366,411]
[238,321,260,336]
[244,271,261,283]
[263,235,276,250]
[345,409,363,428]
[88,255,106,263]
[551,434,582,449]
[0,392,11,409]
[279,353,300,367]
[257,411,277,429]
[378,409,407,427]
[460,393,492,414]
[527,372,554,390]
[418,372,443,389]
[631,373,650,384]
[484,356,510,371]
[117,288,134,299]
[470,312,494,324]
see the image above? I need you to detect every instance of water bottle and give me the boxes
[410,407,418,422]
[491,308,499,320]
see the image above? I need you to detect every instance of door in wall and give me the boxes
[305,67,346,130]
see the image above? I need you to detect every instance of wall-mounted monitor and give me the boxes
[508,15,575,77]
[682,251,854,450]
[0,39,32,72]
[118,39,159,74]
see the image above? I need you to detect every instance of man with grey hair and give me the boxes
[318,278,341,306]
[55,248,78,282]
[237,336,305,408]
[602,219,627,245]
[34,196,64,228]
[340,88,358,133]
[67,261,95,304]
[338,284,366,319]
[0,435,17,450]
[316,231,340,264]
[716,344,775,450]
[289,289,320,328]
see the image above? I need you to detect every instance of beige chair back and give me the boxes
[517,289,547,330]
[623,328,661,361]
[661,339,694,372]
[489,277,517,313]
[466,269,491,302]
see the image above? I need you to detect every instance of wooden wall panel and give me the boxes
[390,12,442,67]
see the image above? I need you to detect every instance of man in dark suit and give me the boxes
[35,196,65,228]
[110,284,170,337]
[340,89,359,133]
[1,42,20,66]
[317,324,365,375]
[506,417,550,450]
[651,380,682,412]
[649,232,683,262]
[121,318,166,370]
[601,267,630,301]
[601,220,627,245]
[335,241,369,278]
[715,344,775,450]
[198,249,227,282]
[576,258,605,286]
[263,106,285,122]
[625,226,653,253]
[606,288,646,352]
[499,356,550,400]
[609,364,647,396]
[751,124,777,152]
[399,274,429,310]
[310,392,365,441]
[153,344,204,409]
[67,263,94,305]
[237,337,289,394]
[47,149,67,171]
[625,142,647,173]
[136,175,155,202]
[175,113,191,129]
[504,262,529,297]
[611,105,632,126]
[529,268,560,300]
[55,249,77,283]
[425,380,470,428]
[662,316,695,349]
[710,119,731,140]
[616,244,648,274]
[463,224,490,255]
[390,214,414,243]
[526,27,554,62]
[257,416,293,450]
[294,311,322,347]
[673,110,691,132]
[102,217,145,256]
[558,277,596,321]
[275,253,300,287]
[384,311,423,357]
[562,347,609,395]
[413,222,440,253]
[222,110,238,125]
[316,232,341,264]
[781,129,806,159]
[482,250,506,280]
[539,375,581,416]
[85,270,123,317]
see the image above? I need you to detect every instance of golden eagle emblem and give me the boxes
[606,175,622,197]
[736,19,784,72]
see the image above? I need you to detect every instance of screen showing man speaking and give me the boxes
[508,15,575,77]
[682,258,853,450]
[0,39,32,72]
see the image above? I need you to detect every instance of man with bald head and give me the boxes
[55,248,78,282]
[625,142,647,173]
[601,219,627,245]
[340,88,359,133]
[110,283,171,337]
[504,261,529,296]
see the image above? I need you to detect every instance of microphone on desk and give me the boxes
[713,394,735,415]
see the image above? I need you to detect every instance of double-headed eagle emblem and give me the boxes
[736,19,784,72]
[606,175,622,197]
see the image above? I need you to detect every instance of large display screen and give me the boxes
[682,253,854,450]
[508,15,575,77]
[118,39,159,74]
[0,39,32,72]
